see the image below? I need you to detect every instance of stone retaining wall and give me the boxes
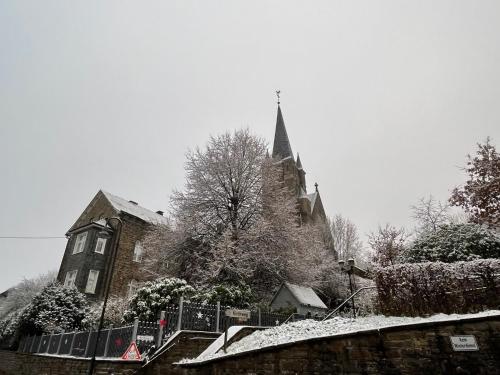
[179,315,500,375]
[0,350,142,375]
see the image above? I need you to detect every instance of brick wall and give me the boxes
[0,351,142,375]
[179,315,500,375]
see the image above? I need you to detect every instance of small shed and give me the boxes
[270,282,328,316]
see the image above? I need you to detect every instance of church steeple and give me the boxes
[296,153,303,169]
[272,104,294,160]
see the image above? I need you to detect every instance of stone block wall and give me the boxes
[179,316,500,375]
[0,351,142,375]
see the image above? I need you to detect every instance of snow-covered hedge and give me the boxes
[403,223,500,263]
[375,259,500,316]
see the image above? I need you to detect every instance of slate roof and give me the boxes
[275,282,328,309]
[272,105,294,160]
[101,190,170,226]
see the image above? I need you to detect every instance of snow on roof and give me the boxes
[282,282,327,309]
[101,190,169,226]
[181,310,500,364]
[298,192,318,214]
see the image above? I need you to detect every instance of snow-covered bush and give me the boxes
[375,259,500,316]
[193,283,253,307]
[403,223,500,263]
[83,295,129,328]
[0,270,57,320]
[123,277,196,322]
[0,310,23,349]
[17,282,89,336]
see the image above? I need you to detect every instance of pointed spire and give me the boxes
[272,104,294,160]
[296,153,303,169]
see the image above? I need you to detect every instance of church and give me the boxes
[272,100,329,226]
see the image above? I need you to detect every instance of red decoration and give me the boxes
[159,319,167,327]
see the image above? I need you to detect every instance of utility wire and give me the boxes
[0,236,66,239]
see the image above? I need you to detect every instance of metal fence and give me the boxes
[17,298,288,359]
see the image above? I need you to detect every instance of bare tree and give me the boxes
[171,128,267,242]
[329,214,364,261]
[411,195,449,234]
[368,224,409,267]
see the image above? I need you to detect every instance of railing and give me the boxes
[17,299,288,359]
[323,286,377,321]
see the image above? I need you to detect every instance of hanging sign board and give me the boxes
[450,336,479,351]
[121,341,142,360]
[225,309,251,321]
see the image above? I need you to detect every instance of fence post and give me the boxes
[177,297,184,331]
[215,301,221,333]
[29,335,36,353]
[46,331,54,353]
[36,335,44,353]
[69,332,76,356]
[258,308,262,326]
[104,325,113,357]
[56,332,64,354]
[84,329,93,357]
[132,318,139,342]
[157,311,166,347]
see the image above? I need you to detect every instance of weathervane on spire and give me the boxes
[276,90,281,105]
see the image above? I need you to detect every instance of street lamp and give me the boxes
[338,258,357,318]
[87,217,123,375]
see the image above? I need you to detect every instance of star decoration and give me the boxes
[196,311,203,319]
[275,320,280,325]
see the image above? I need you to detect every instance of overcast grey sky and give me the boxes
[1,1,499,291]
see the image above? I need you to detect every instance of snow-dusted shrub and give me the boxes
[0,310,23,348]
[83,295,129,328]
[0,270,57,320]
[375,259,500,316]
[403,223,500,263]
[17,282,89,336]
[193,283,253,307]
[123,277,196,322]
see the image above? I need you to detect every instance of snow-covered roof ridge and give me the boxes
[283,282,327,309]
[101,190,170,226]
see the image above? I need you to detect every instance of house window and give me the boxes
[127,280,139,299]
[85,270,99,294]
[133,241,143,262]
[72,232,87,254]
[64,270,78,288]
[94,238,107,254]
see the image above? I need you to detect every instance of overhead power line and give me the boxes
[0,236,66,239]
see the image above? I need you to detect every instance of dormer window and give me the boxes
[133,241,143,262]
[94,237,107,254]
[72,232,87,254]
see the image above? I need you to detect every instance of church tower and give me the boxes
[271,99,328,225]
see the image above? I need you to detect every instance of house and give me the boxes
[56,190,169,300]
[270,282,328,316]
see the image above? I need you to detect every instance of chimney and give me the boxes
[129,200,138,205]
[156,210,164,216]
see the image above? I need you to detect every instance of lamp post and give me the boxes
[87,217,123,375]
[338,258,357,318]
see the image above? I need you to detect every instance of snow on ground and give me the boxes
[181,310,500,364]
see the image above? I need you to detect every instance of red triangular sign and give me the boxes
[121,341,141,360]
